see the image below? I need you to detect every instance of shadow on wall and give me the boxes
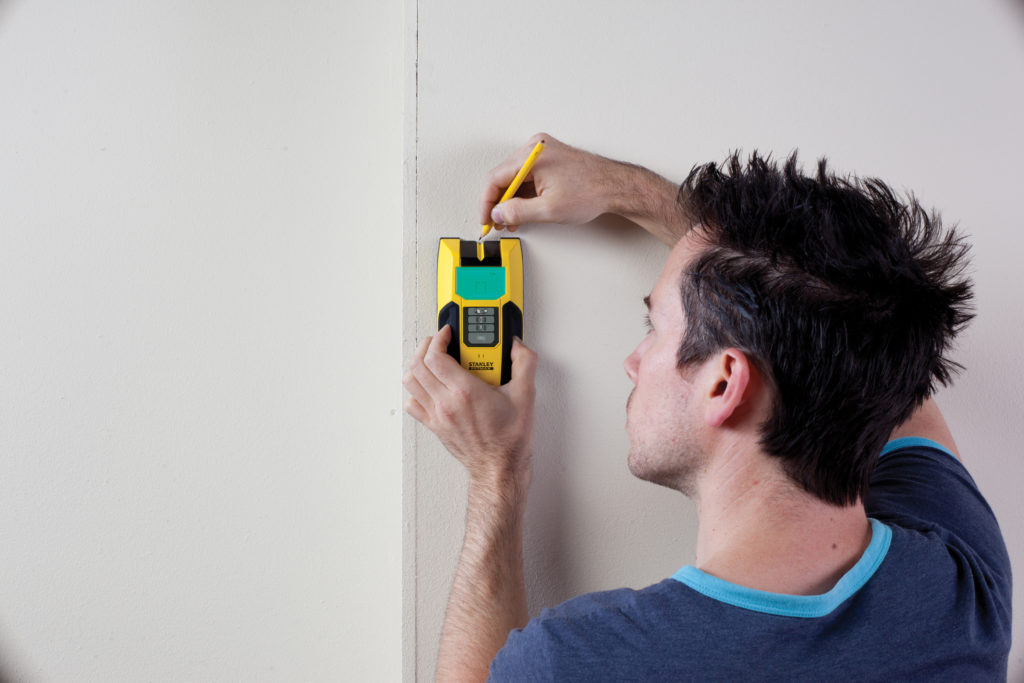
[0,643,17,683]
[0,3,31,677]
[0,0,15,27]
[0,619,24,682]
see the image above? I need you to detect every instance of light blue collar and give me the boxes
[671,518,891,618]
[879,437,957,461]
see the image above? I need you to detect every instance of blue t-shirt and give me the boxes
[489,438,1012,681]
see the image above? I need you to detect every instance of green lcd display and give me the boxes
[456,267,506,300]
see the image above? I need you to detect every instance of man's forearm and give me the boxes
[436,469,530,682]
[610,162,692,246]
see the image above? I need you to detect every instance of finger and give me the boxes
[408,335,431,368]
[402,369,432,418]
[491,195,550,228]
[423,325,466,388]
[478,137,548,224]
[405,396,429,424]
[411,333,448,397]
[529,131,554,146]
[480,159,526,225]
[508,337,538,393]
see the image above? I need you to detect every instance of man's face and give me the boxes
[624,234,708,496]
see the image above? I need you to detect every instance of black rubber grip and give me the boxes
[500,301,523,385]
[438,301,461,364]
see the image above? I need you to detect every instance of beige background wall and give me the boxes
[408,1,1024,680]
[0,1,403,680]
[0,1,1019,681]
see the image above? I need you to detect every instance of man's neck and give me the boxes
[692,443,872,596]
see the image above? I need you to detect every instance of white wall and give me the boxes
[410,1,1024,680]
[0,1,403,680]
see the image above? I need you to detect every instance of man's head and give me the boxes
[625,152,973,506]
[624,236,708,496]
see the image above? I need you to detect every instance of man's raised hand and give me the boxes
[479,132,690,245]
[479,132,626,232]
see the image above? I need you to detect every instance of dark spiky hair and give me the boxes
[676,151,973,506]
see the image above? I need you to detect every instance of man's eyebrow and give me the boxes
[643,295,652,310]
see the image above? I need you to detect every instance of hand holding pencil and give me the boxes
[479,139,546,240]
[479,132,633,236]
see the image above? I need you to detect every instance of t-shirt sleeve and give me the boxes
[488,588,658,681]
[865,437,1010,583]
[488,618,555,682]
[488,610,605,682]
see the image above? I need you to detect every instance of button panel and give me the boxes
[463,307,498,346]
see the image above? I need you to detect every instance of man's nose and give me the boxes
[624,348,639,383]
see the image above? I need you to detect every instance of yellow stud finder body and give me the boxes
[437,238,524,386]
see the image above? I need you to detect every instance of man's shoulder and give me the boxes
[867,438,1011,587]
[527,578,686,622]
[489,579,706,681]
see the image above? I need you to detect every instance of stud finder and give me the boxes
[437,238,524,386]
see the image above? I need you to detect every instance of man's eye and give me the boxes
[643,314,653,331]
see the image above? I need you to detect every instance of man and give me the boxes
[403,133,1011,680]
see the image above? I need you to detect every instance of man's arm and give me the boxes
[403,326,538,682]
[479,132,692,246]
[888,396,961,461]
[436,469,529,682]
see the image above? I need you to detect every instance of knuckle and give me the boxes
[435,401,455,422]
[451,384,471,405]
[405,399,426,423]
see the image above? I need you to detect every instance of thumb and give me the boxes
[492,197,548,227]
[508,337,538,392]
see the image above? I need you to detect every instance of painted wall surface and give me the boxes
[410,1,1024,680]
[0,1,403,680]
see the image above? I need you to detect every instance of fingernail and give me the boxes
[491,206,504,225]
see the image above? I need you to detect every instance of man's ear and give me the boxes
[703,348,752,428]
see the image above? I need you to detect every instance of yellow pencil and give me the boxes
[479,140,545,241]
